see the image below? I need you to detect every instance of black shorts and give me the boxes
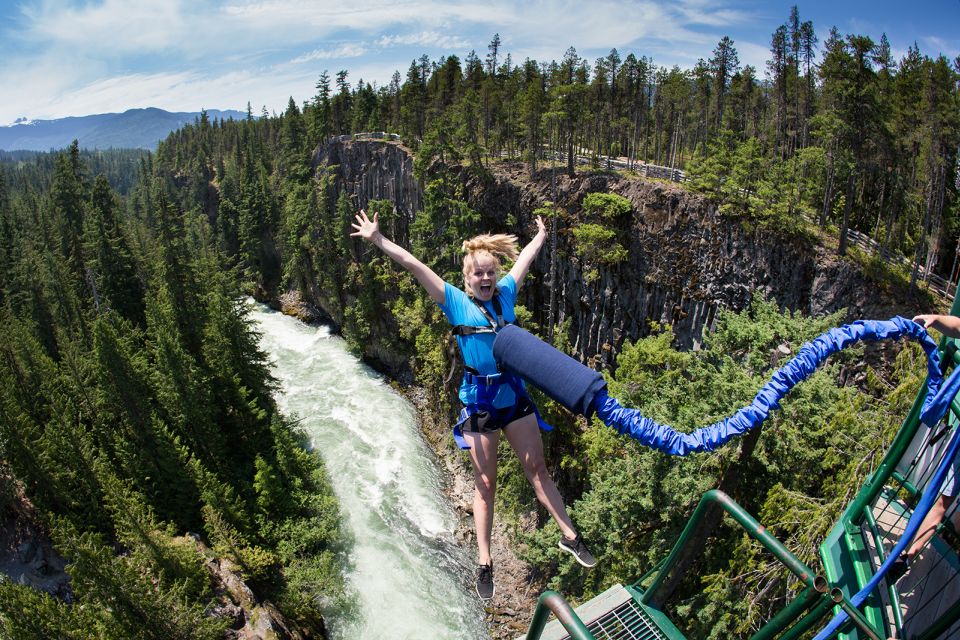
[462,395,536,434]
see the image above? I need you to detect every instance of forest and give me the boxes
[0,143,344,638]
[1,4,959,639]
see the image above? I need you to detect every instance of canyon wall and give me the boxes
[309,140,930,373]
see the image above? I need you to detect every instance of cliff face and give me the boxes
[314,139,422,248]
[309,141,929,371]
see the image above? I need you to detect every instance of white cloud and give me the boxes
[922,36,959,58]
[673,0,752,27]
[220,0,500,35]
[52,72,205,115]
[736,41,774,74]
[291,44,367,63]
[376,31,471,50]
[17,0,188,53]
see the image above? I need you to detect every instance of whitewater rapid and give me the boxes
[250,304,488,639]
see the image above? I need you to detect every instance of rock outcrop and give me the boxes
[194,535,323,640]
[313,138,421,249]
[0,481,70,601]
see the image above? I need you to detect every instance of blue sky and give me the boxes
[2,0,958,126]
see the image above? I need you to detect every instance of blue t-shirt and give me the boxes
[438,274,519,408]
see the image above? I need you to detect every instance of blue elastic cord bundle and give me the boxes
[494,317,942,455]
[595,317,943,455]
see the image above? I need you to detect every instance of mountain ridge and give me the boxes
[0,107,248,151]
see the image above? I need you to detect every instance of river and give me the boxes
[250,303,489,640]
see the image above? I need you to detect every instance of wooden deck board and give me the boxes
[870,493,960,639]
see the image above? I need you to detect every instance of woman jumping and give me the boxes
[351,209,595,601]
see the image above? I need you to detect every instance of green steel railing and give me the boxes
[640,490,824,603]
[821,292,960,640]
[523,590,595,640]
[637,489,886,640]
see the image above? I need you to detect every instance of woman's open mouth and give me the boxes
[480,284,492,295]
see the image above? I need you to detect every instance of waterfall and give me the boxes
[251,303,488,639]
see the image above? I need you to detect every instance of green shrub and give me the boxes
[571,223,628,265]
[582,192,632,220]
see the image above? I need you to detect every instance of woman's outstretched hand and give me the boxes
[534,215,547,237]
[350,209,380,242]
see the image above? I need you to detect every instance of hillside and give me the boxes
[0,107,247,151]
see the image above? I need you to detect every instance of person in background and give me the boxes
[889,314,960,581]
[350,208,595,602]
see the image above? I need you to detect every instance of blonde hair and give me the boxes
[461,233,519,296]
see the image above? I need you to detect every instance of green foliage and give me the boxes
[266,418,346,615]
[52,518,227,640]
[571,223,628,266]
[0,579,105,639]
[0,146,345,635]
[582,192,632,220]
[388,269,451,393]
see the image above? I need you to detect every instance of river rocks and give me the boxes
[278,289,324,324]
[0,478,71,601]
[193,536,322,640]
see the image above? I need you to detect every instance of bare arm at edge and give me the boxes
[509,215,547,289]
[351,209,446,305]
[914,314,960,338]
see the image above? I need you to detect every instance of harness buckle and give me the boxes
[466,371,502,386]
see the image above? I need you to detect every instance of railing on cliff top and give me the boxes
[333,133,956,302]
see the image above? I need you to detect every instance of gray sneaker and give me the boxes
[476,563,494,601]
[559,534,597,568]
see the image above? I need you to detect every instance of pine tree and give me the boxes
[84,175,146,325]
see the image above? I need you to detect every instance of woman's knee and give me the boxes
[474,473,497,500]
[521,454,548,481]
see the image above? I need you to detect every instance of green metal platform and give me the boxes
[516,584,685,640]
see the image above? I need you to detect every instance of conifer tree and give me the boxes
[84,175,145,325]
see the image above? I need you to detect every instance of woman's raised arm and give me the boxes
[351,209,446,304]
[509,216,547,288]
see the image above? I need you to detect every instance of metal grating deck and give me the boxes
[525,584,678,640]
[573,597,668,640]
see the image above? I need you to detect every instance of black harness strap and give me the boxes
[451,296,510,336]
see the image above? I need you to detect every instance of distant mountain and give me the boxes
[0,107,248,151]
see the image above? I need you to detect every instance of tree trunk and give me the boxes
[820,163,834,228]
[838,172,855,256]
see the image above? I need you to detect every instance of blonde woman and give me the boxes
[351,209,595,601]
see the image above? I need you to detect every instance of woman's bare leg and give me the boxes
[464,429,500,565]
[503,413,577,539]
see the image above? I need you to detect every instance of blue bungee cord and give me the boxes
[593,317,944,454]
[494,317,960,639]
[495,317,943,455]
